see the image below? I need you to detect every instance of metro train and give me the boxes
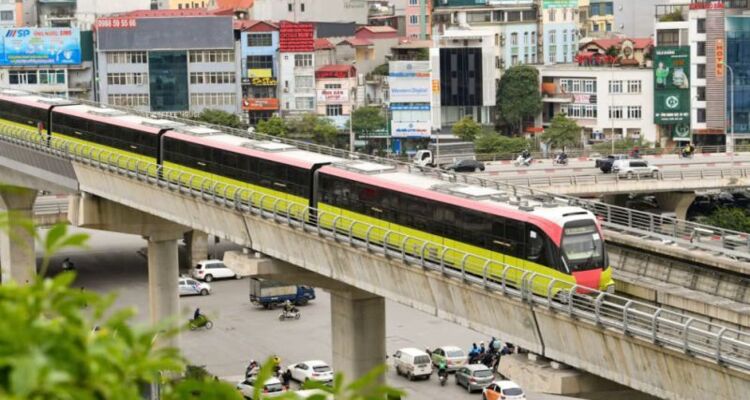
[0,89,615,295]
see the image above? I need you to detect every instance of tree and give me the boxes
[256,115,288,137]
[351,106,386,135]
[475,131,532,155]
[194,109,244,129]
[497,66,543,135]
[605,45,619,57]
[286,113,340,145]
[700,207,750,234]
[542,113,580,150]
[452,116,482,142]
[312,117,339,146]
[591,137,649,154]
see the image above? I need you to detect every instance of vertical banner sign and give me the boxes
[653,46,691,128]
[715,39,725,78]
[279,22,314,53]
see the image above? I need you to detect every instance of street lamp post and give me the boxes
[724,62,735,154]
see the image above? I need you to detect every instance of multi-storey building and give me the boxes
[0,0,18,28]
[96,10,239,114]
[315,64,358,128]
[75,1,152,29]
[541,0,579,65]
[405,0,431,39]
[250,0,368,24]
[278,21,316,116]
[240,20,280,125]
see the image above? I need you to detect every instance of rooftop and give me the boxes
[356,25,397,34]
[393,39,432,49]
[338,37,373,47]
[314,38,335,50]
[584,37,654,51]
[215,0,253,9]
[316,64,357,75]
[116,8,213,18]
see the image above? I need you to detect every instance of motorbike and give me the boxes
[279,308,301,321]
[680,150,694,159]
[438,371,447,386]
[189,315,213,330]
[553,156,569,166]
[514,155,533,167]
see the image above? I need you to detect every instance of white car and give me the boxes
[287,360,334,384]
[236,376,286,398]
[178,277,211,296]
[482,380,526,400]
[611,159,659,179]
[190,259,240,282]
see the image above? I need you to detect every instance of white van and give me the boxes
[190,259,240,282]
[392,347,433,381]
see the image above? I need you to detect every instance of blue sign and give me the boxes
[1,28,81,66]
[390,104,431,111]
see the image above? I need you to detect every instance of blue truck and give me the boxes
[249,277,316,308]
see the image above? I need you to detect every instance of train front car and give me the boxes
[540,207,614,294]
[0,89,75,140]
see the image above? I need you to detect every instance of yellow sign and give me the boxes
[251,76,277,86]
[715,39,725,78]
[248,68,272,78]
[432,79,440,92]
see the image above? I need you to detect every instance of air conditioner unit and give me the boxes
[283,87,289,93]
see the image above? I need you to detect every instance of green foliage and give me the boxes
[351,107,386,134]
[194,109,244,129]
[415,48,429,61]
[659,10,684,22]
[371,63,389,76]
[700,207,750,234]
[605,45,619,57]
[542,113,580,150]
[475,132,532,154]
[591,137,649,154]
[287,113,340,145]
[257,116,288,137]
[496,66,542,134]
[452,117,482,142]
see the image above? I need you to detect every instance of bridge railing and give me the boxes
[2,126,750,372]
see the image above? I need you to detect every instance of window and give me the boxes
[190,71,235,84]
[295,75,313,92]
[549,30,556,44]
[326,104,343,116]
[467,12,491,23]
[562,104,597,119]
[324,83,341,89]
[409,15,418,24]
[657,29,679,46]
[108,94,149,107]
[523,32,529,45]
[189,92,236,106]
[697,18,706,34]
[248,33,272,47]
[106,51,147,64]
[563,30,568,43]
[548,50,556,64]
[300,2,304,12]
[627,80,641,93]
[288,2,292,11]
[697,64,706,79]
[0,10,13,21]
[246,55,273,69]
[697,108,706,123]
[507,11,520,22]
[609,106,623,119]
[697,41,706,57]
[627,106,642,119]
[522,10,536,21]
[189,50,234,63]
[294,54,312,67]
[107,72,148,85]
[511,33,518,46]
[511,55,518,65]
[8,71,37,85]
[38,70,66,84]
[531,32,536,45]
[548,8,556,22]
[605,22,612,32]
[609,80,623,93]
[697,86,706,101]
[295,97,314,110]
[409,0,418,4]
[493,10,505,22]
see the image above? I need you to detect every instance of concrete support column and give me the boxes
[147,232,181,349]
[600,194,629,208]
[0,187,37,285]
[654,192,696,221]
[184,230,209,268]
[331,289,386,383]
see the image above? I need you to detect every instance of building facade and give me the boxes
[405,0,431,39]
[541,0,579,65]
[240,21,280,125]
[315,64,357,128]
[0,0,17,28]
[251,0,368,24]
[96,12,238,114]
[278,21,316,116]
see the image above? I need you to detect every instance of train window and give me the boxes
[526,227,551,266]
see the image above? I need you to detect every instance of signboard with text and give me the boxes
[542,0,578,9]
[317,89,348,102]
[242,98,279,111]
[249,76,277,86]
[715,39,725,78]
[279,21,314,53]
[653,46,691,126]
[0,28,81,66]
[391,121,431,138]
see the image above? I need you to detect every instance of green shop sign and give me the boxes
[542,0,578,9]
[654,46,691,126]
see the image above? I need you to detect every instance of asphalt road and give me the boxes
[51,227,645,400]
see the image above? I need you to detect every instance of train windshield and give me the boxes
[561,222,603,271]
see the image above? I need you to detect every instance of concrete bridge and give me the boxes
[1,128,750,399]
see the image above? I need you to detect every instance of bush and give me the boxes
[475,132,532,155]
[453,116,482,142]
[699,207,750,234]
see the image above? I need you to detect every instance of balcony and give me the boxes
[541,83,573,103]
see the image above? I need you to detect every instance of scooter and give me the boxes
[189,315,213,330]
[553,156,569,166]
[514,155,533,167]
[279,308,301,321]
[438,372,447,386]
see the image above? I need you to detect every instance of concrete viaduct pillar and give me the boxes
[0,186,37,285]
[184,230,209,269]
[147,232,181,349]
[222,252,387,383]
[654,192,696,221]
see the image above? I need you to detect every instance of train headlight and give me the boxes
[605,284,615,294]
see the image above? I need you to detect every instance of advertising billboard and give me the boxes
[317,89,348,102]
[542,0,578,8]
[242,98,279,111]
[392,121,431,138]
[0,28,81,66]
[389,78,432,103]
[653,46,690,127]
[279,21,314,53]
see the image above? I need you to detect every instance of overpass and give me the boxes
[1,127,749,399]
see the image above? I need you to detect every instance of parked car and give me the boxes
[286,360,334,384]
[430,346,467,372]
[236,376,286,398]
[595,154,629,173]
[455,364,494,393]
[483,380,526,400]
[444,159,485,172]
[611,159,659,179]
[178,277,211,296]
[392,347,432,381]
[190,259,240,282]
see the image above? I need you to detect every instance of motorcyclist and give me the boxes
[193,307,202,321]
[62,257,74,271]
[245,360,259,377]
[468,343,479,361]
[631,147,641,158]
[283,300,296,316]
[682,143,695,158]
[556,151,568,163]
[272,355,282,376]
[521,149,531,160]
[437,359,448,379]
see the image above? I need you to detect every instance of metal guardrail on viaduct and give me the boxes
[1,127,750,400]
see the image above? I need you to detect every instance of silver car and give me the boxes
[455,364,494,392]
[178,277,211,296]
[611,159,659,179]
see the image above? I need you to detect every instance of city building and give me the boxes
[315,64,358,128]
[541,0,579,65]
[37,0,76,27]
[580,37,653,66]
[587,0,614,36]
[539,63,655,145]
[75,0,152,30]
[278,21,316,116]
[240,20,280,125]
[389,59,434,154]
[96,10,238,114]
[367,0,405,35]
[582,0,660,39]
[405,0,431,39]
[250,0,369,24]
[0,0,18,28]
[335,26,398,76]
